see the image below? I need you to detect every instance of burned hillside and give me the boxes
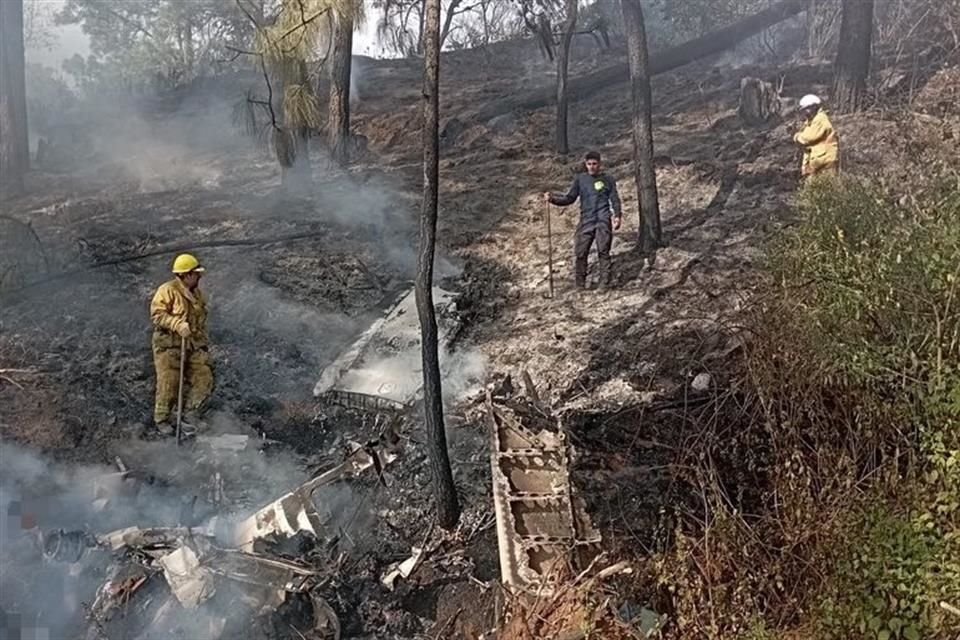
[3,0,960,638]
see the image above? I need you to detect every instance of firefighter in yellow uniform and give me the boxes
[150,254,213,435]
[793,94,840,180]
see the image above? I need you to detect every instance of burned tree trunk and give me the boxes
[555,0,578,154]
[471,0,807,124]
[417,0,461,530]
[0,0,29,197]
[439,0,464,47]
[416,0,426,55]
[280,61,313,195]
[832,0,874,113]
[622,0,661,257]
[738,77,782,124]
[329,11,354,166]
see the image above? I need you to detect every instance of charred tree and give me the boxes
[280,61,314,195]
[329,11,354,166]
[416,0,426,54]
[622,0,661,256]
[417,0,461,530]
[832,0,874,113]
[440,0,465,47]
[471,0,808,124]
[555,0,578,154]
[0,0,29,197]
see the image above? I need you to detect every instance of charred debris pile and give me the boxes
[32,402,473,640]
[21,376,646,640]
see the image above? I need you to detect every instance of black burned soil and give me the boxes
[4,27,958,640]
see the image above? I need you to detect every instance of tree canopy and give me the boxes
[56,0,255,89]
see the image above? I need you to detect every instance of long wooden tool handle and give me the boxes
[176,336,186,446]
[546,200,555,299]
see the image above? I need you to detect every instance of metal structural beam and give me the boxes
[486,394,600,593]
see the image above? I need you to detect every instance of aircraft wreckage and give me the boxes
[315,284,602,593]
[42,441,395,640]
[36,285,601,638]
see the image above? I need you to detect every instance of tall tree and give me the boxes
[57,0,254,90]
[417,0,460,530]
[555,0,578,154]
[0,0,29,197]
[237,0,334,193]
[621,0,661,259]
[374,0,497,56]
[832,0,874,113]
[329,8,355,166]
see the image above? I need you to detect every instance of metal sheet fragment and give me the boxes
[159,544,216,609]
[314,285,460,407]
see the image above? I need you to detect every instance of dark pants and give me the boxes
[574,219,612,287]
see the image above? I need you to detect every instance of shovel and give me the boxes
[175,336,186,446]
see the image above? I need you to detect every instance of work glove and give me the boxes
[176,322,191,338]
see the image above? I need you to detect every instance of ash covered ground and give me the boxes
[3,27,959,640]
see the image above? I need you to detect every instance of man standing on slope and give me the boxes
[150,253,212,435]
[543,150,623,289]
[794,94,840,180]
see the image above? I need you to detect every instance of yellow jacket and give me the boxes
[150,278,209,350]
[794,110,839,175]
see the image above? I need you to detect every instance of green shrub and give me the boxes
[763,174,960,639]
[654,167,960,640]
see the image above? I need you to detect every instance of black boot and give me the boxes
[574,255,588,289]
[598,257,612,289]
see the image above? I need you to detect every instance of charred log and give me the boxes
[470,0,808,124]
[738,76,783,124]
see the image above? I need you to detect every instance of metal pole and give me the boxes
[175,336,186,446]
[546,200,555,299]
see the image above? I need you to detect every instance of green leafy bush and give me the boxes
[761,174,960,639]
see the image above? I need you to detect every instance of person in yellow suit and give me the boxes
[150,254,212,435]
[793,94,840,180]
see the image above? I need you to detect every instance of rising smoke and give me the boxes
[0,425,321,639]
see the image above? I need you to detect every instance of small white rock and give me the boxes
[692,373,712,392]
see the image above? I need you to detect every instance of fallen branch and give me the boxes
[941,601,960,618]
[432,608,462,640]
[0,368,36,390]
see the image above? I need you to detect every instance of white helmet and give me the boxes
[799,94,822,109]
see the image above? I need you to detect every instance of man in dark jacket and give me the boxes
[543,150,623,289]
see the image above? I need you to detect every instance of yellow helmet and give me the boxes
[172,253,205,274]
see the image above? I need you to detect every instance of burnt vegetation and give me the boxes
[2,0,960,639]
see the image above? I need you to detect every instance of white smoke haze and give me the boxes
[214,279,362,354]
[0,426,337,639]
